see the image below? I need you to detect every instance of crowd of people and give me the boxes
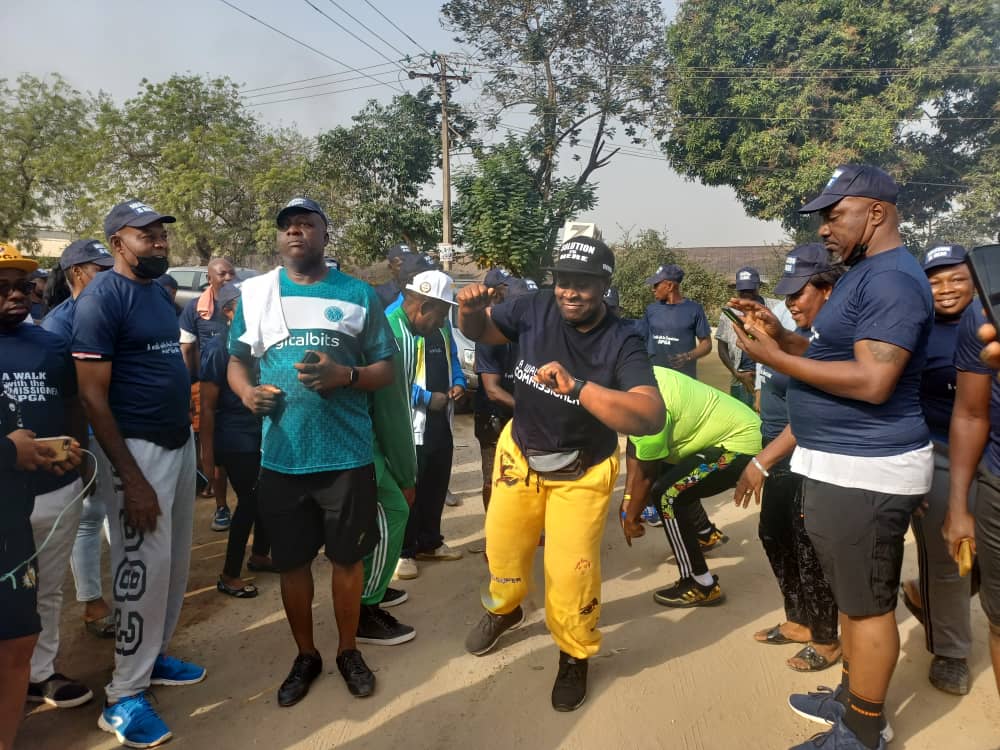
[1,163,998,750]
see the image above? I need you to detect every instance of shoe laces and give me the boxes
[117,692,161,719]
[557,657,585,681]
[366,606,400,631]
[339,649,368,675]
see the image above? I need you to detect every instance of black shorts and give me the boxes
[802,478,922,617]
[975,468,1000,627]
[258,464,379,570]
[0,523,41,641]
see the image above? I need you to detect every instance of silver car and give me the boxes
[167,265,260,307]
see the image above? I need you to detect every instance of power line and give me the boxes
[243,70,401,99]
[324,0,410,58]
[360,0,432,56]
[243,61,404,94]
[300,0,408,74]
[215,0,403,93]
[244,80,396,107]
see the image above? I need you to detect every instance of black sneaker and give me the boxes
[357,605,416,645]
[465,606,525,656]
[336,649,375,697]
[26,673,93,708]
[379,587,408,608]
[277,652,322,707]
[929,655,970,695]
[551,652,588,712]
[653,576,726,608]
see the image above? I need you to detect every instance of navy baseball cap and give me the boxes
[646,263,684,285]
[104,199,176,239]
[216,282,241,309]
[922,244,967,273]
[398,251,437,284]
[799,164,899,214]
[60,239,114,271]
[734,266,761,291]
[276,197,328,228]
[603,287,620,307]
[774,243,833,295]
[484,267,511,287]
[505,278,534,299]
[386,243,411,261]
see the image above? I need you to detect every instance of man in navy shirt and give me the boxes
[732,165,933,750]
[73,200,204,749]
[717,266,766,407]
[374,243,413,309]
[640,264,711,379]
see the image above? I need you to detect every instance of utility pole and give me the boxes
[408,54,469,271]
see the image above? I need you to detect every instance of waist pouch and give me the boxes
[525,449,586,481]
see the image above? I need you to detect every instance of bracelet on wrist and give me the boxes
[752,457,770,478]
[569,378,586,400]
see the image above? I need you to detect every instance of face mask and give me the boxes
[843,243,868,267]
[120,239,168,279]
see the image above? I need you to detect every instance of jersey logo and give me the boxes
[324,305,344,323]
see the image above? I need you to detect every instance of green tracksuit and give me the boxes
[362,351,417,605]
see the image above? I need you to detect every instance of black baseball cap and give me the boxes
[799,164,899,214]
[104,199,176,239]
[276,197,329,228]
[646,263,684,285]
[484,267,511,287]
[734,266,761,291]
[216,282,242,309]
[505,278,534,299]
[773,243,833,295]
[398,251,437,285]
[60,239,115,271]
[922,244,967,273]
[546,236,615,277]
[386,243,411,261]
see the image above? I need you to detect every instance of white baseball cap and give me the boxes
[405,270,457,306]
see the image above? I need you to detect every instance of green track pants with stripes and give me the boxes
[362,448,410,606]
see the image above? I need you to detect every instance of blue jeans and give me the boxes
[70,442,112,603]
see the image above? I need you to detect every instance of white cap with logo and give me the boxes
[405,270,457,306]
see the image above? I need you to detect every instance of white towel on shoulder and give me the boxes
[237,268,289,358]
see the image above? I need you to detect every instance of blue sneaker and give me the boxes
[150,654,206,686]
[790,715,887,749]
[98,693,172,748]
[789,686,894,743]
[211,507,231,532]
[640,506,663,527]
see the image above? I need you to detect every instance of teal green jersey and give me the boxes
[229,268,396,474]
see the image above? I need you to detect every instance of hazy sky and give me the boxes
[1,0,787,247]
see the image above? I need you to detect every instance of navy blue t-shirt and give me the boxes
[0,392,35,533]
[641,299,710,378]
[490,291,656,463]
[179,298,228,349]
[757,328,808,441]
[1,323,79,494]
[920,317,963,442]
[41,297,76,348]
[199,336,260,455]
[474,340,518,418]
[787,247,933,456]
[423,329,451,440]
[72,271,190,445]
[954,305,1000,476]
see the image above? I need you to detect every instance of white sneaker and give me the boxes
[444,491,463,507]
[395,558,418,579]
[416,543,463,561]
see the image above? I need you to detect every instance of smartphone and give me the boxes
[300,351,320,365]
[966,244,1000,329]
[36,436,73,461]
[722,307,755,340]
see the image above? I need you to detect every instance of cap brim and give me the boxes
[545,266,612,277]
[0,259,39,273]
[923,258,966,273]
[93,255,116,268]
[773,275,809,295]
[126,213,176,228]
[276,206,326,227]
[734,282,759,291]
[798,193,844,214]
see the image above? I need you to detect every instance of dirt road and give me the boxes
[19,358,1000,749]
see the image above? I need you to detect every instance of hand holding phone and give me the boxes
[967,244,1000,329]
[35,436,73,462]
[722,307,755,340]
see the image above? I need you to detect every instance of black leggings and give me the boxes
[652,448,750,579]
[758,458,838,643]
[218,451,269,579]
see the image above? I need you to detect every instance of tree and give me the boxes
[0,75,98,250]
[442,0,668,265]
[313,86,475,262]
[454,135,595,276]
[660,0,1000,246]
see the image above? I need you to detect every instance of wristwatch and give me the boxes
[569,378,586,400]
[348,367,359,387]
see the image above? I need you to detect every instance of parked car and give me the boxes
[167,266,260,307]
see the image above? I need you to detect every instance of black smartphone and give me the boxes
[722,307,755,340]
[966,244,1000,329]
[300,351,320,365]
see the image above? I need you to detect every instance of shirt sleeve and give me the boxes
[489,295,531,341]
[954,304,993,375]
[475,343,504,375]
[227,300,252,361]
[854,270,930,352]
[694,304,710,339]
[715,314,732,342]
[361,289,398,363]
[615,332,658,391]
[447,325,467,388]
[179,300,197,337]
[71,291,119,360]
[199,340,227,386]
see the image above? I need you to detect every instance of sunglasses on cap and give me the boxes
[0,279,35,297]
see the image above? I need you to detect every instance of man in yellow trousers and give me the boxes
[457,236,664,712]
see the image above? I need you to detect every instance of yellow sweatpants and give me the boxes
[484,422,620,659]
